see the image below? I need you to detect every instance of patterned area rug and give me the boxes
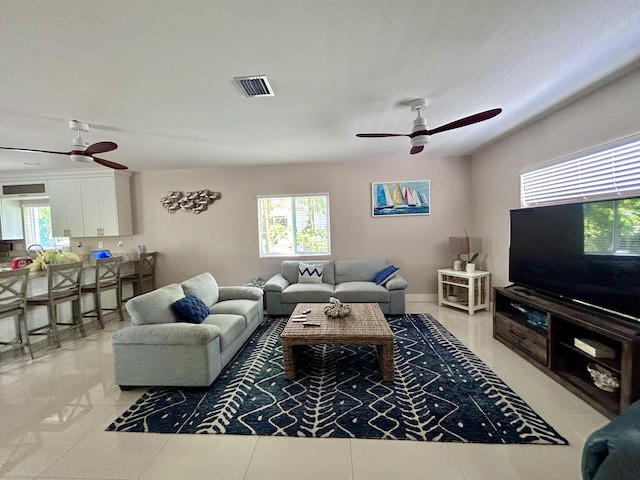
[107,314,568,444]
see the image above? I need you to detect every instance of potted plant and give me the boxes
[464,231,479,272]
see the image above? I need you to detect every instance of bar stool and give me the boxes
[0,268,32,359]
[121,252,157,301]
[26,261,84,349]
[82,256,125,328]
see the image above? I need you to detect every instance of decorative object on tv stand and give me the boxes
[449,236,468,271]
[160,189,221,214]
[324,297,351,318]
[587,363,620,392]
[464,230,479,272]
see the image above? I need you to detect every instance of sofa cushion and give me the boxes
[171,295,210,324]
[281,282,334,304]
[281,260,335,285]
[334,281,390,303]
[335,259,388,284]
[203,314,245,351]
[112,323,221,346]
[210,299,261,328]
[374,265,399,285]
[298,263,324,283]
[181,273,219,307]
[126,283,184,326]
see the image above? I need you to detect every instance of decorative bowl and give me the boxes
[586,363,619,392]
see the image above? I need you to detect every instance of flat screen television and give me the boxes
[509,196,640,322]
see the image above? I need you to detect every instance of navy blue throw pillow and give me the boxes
[171,295,210,324]
[374,265,399,285]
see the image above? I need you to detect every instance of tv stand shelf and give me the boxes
[493,287,640,418]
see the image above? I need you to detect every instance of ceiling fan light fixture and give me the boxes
[411,135,430,147]
[69,154,93,163]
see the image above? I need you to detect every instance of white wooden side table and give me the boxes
[437,268,491,315]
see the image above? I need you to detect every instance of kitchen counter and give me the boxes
[0,253,140,278]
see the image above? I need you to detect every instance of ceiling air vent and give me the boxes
[234,75,274,97]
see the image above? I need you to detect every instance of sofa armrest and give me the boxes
[582,399,640,480]
[385,274,408,291]
[263,273,290,292]
[112,323,221,346]
[218,286,264,301]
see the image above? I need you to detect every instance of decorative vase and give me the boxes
[466,263,476,273]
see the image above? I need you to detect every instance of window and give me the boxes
[22,203,69,250]
[520,135,640,207]
[257,194,330,257]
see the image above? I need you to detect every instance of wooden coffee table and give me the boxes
[280,302,395,381]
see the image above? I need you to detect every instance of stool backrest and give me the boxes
[0,268,29,315]
[94,257,123,287]
[47,262,84,298]
[138,252,157,280]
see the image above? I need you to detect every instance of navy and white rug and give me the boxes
[107,314,568,444]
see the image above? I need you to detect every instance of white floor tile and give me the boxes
[244,436,353,480]
[351,438,465,480]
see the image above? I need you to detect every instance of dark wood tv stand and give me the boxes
[493,286,640,418]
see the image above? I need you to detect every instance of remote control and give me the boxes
[302,309,312,314]
[303,322,321,326]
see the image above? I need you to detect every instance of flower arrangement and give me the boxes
[28,250,81,272]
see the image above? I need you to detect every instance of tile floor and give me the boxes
[0,302,608,480]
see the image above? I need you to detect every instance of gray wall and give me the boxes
[88,154,472,295]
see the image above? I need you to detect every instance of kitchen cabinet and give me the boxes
[0,198,24,239]
[79,174,132,237]
[48,172,132,238]
[48,178,85,237]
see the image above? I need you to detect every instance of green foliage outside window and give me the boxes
[258,195,330,257]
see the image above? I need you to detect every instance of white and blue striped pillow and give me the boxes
[298,263,324,283]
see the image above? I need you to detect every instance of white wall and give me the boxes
[472,66,640,288]
[83,153,473,294]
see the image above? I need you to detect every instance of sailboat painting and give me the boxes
[371,180,430,217]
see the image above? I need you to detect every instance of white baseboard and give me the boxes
[406,293,437,303]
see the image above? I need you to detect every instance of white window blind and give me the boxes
[257,194,330,257]
[521,135,640,207]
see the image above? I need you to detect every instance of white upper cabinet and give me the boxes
[0,199,25,240]
[80,174,133,237]
[47,171,133,238]
[48,178,85,237]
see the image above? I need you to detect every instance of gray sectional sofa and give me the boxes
[112,272,263,388]
[263,258,407,315]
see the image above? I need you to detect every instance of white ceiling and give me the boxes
[1,0,639,174]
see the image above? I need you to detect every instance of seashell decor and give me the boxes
[324,297,351,318]
[160,189,221,214]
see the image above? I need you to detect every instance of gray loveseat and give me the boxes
[263,259,407,315]
[112,272,263,389]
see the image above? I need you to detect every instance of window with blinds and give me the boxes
[520,135,640,207]
[257,194,330,257]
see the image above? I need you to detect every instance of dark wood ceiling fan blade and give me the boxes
[410,145,424,155]
[92,156,128,170]
[355,133,409,137]
[84,141,118,155]
[426,108,502,135]
[0,145,70,155]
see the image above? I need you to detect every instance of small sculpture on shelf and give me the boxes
[324,297,351,318]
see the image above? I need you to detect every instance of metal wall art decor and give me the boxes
[372,180,430,217]
[160,189,221,214]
